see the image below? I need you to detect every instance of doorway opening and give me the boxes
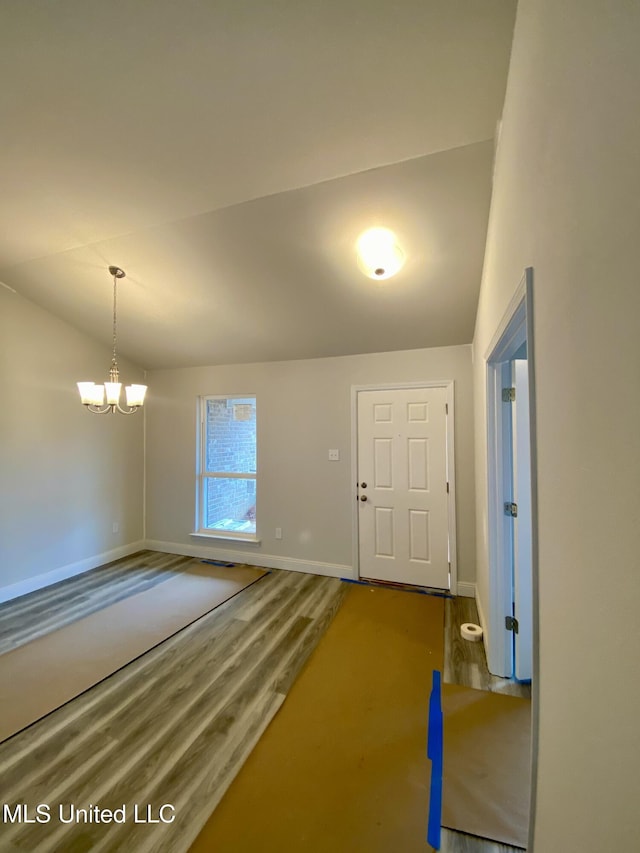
[485,268,537,683]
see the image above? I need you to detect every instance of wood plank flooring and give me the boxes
[444,597,531,699]
[0,552,346,852]
[0,551,196,655]
[442,596,531,852]
[0,557,531,852]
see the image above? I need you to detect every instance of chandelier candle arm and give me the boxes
[77,266,147,415]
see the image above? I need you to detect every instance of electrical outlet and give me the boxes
[275,527,282,540]
[112,522,119,534]
[328,449,340,461]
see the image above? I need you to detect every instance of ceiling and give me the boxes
[0,1,517,369]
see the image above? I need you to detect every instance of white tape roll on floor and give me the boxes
[460,622,483,642]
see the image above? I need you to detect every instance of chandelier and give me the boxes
[77,266,147,415]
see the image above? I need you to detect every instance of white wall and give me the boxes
[145,345,475,585]
[473,0,640,848]
[0,287,145,596]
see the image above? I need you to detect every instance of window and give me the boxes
[197,396,257,539]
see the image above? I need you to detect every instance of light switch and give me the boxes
[328,449,340,461]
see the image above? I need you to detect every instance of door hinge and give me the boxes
[445,403,449,414]
[505,615,519,633]
[504,501,518,517]
[502,387,516,402]
[446,482,449,494]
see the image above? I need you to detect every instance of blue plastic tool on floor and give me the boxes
[427,669,443,850]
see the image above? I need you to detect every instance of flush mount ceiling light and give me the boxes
[77,266,147,415]
[356,227,405,280]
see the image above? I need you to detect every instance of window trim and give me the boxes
[194,394,258,541]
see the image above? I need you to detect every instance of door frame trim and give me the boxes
[350,380,457,592]
[484,268,537,677]
[484,266,538,853]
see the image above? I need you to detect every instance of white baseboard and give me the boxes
[475,586,489,657]
[0,541,146,604]
[144,539,355,581]
[456,581,476,598]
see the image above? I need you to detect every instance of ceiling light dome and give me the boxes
[356,227,405,280]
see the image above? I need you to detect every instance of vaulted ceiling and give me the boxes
[0,1,516,368]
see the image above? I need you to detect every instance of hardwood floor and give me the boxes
[0,552,346,852]
[444,597,531,699]
[0,557,530,852]
[0,550,196,655]
[439,831,521,853]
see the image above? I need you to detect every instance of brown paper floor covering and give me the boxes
[190,583,445,853]
[442,683,531,849]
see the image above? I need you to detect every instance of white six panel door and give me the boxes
[357,387,450,589]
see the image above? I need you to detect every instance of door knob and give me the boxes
[360,495,368,502]
[360,482,367,488]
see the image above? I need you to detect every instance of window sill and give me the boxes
[190,531,261,545]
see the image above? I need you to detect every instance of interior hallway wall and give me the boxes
[0,287,145,596]
[145,344,476,586]
[472,0,640,847]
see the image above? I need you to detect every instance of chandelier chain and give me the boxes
[112,270,118,369]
